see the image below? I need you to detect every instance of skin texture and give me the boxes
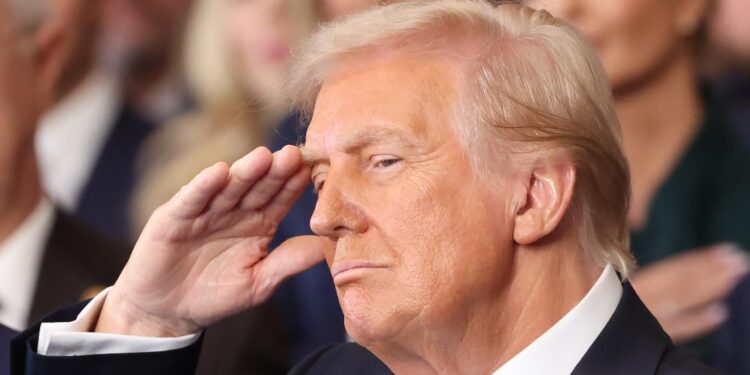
[708,0,750,67]
[532,0,750,343]
[321,0,373,18]
[97,49,603,374]
[527,0,706,94]
[33,0,100,107]
[0,0,43,245]
[304,54,514,346]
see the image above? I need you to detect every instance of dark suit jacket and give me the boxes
[26,209,130,324]
[8,282,718,374]
[715,275,750,375]
[0,324,15,375]
[0,209,126,375]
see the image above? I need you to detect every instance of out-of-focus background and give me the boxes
[0,0,748,373]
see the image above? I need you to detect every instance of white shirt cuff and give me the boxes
[38,287,201,356]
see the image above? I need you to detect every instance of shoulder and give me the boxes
[289,343,392,375]
[656,344,720,375]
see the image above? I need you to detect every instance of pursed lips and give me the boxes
[330,261,388,281]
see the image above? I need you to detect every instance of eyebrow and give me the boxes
[300,127,416,167]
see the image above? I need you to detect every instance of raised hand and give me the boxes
[96,145,331,337]
[631,243,750,343]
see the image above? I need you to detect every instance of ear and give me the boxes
[513,160,576,245]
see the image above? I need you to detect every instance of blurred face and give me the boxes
[303,53,516,344]
[33,0,99,105]
[527,0,701,91]
[227,0,300,104]
[320,0,371,18]
[101,0,192,63]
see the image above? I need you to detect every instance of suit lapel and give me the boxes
[572,283,669,375]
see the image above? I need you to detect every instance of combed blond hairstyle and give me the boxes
[287,0,635,276]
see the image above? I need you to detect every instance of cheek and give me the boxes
[383,172,513,294]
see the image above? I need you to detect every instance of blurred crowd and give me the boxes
[0,0,748,373]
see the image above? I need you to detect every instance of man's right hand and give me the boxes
[96,145,331,337]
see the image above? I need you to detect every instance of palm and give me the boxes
[111,146,329,333]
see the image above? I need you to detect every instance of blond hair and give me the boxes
[287,0,635,276]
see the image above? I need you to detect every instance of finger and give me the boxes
[669,246,749,311]
[263,164,311,221]
[632,244,749,314]
[239,145,304,210]
[253,236,332,299]
[164,162,230,219]
[663,303,728,344]
[208,147,273,213]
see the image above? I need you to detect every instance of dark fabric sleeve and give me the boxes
[10,302,202,375]
[714,276,750,375]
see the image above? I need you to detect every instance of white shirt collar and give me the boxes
[35,70,121,211]
[494,264,622,375]
[0,198,55,330]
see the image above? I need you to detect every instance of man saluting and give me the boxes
[10,0,716,374]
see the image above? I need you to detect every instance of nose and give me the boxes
[310,173,369,239]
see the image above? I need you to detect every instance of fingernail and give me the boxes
[715,244,748,271]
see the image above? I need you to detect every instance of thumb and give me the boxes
[256,235,332,291]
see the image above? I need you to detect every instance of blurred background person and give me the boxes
[0,0,127,332]
[131,0,347,372]
[703,1,750,372]
[704,0,750,147]
[320,0,374,18]
[529,0,750,371]
[35,0,193,243]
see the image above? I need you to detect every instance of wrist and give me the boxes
[94,287,201,337]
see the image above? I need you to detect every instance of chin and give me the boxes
[339,288,415,346]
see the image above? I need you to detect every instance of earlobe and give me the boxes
[512,161,576,246]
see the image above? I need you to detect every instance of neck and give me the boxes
[0,149,42,246]
[370,234,601,374]
[614,52,704,227]
[615,53,703,161]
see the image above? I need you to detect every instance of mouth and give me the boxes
[331,261,387,283]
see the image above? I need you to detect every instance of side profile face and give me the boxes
[528,0,705,91]
[303,52,518,344]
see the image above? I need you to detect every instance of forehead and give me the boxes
[304,52,459,153]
